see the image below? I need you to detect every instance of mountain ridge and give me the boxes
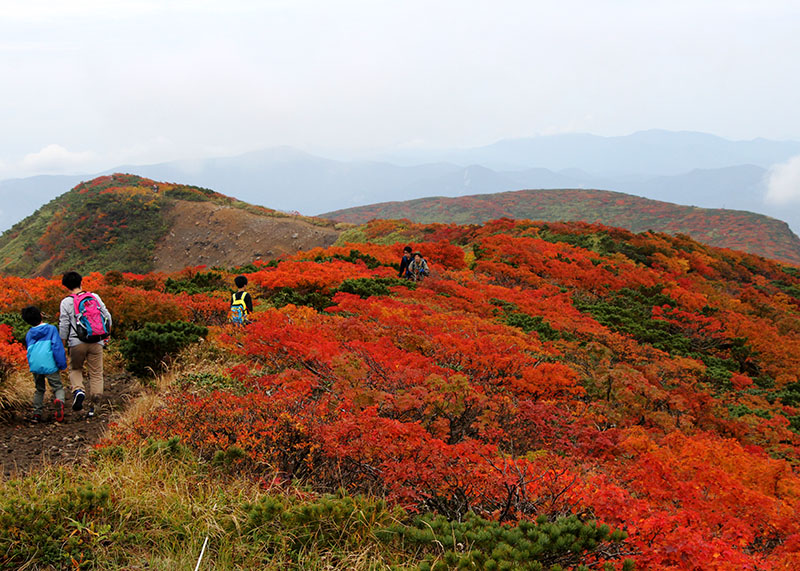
[322,187,800,266]
[2,129,798,235]
[3,174,799,278]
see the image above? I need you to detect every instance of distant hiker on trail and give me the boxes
[58,271,112,418]
[21,306,67,423]
[230,275,253,325]
[398,245,413,278]
[407,252,430,281]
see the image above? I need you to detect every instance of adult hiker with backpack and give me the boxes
[398,245,413,278]
[408,251,430,281]
[58,271,112,418]
[230,275,253,325]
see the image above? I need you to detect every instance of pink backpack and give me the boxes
[72,292,110,343]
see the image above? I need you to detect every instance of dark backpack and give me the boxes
[72,292,110,343]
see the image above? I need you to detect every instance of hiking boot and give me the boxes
[30,413,41,423]
[54,399,65,422]
[87,404,95,418]
[72,389,85,411]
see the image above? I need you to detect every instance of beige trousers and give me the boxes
[68,342,104,403]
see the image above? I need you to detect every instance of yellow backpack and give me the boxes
[230,292,248,324]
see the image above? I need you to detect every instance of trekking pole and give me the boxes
[194,536,209,571]
[194,501,216,570]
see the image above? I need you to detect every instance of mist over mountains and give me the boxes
[381,129,800,174]
[2,130,798,237]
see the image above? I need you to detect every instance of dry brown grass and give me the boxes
[0,368,39,415]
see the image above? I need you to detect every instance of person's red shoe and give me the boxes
[53,399,65,422]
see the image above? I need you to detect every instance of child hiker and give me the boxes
[230,275,253,325]
[21,306,67,423]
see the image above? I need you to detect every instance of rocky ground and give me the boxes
[1,373,140,478]
[153,200,341,272]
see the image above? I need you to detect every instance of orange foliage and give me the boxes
[11,217,791,570]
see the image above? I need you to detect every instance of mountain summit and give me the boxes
[0,174,340,277]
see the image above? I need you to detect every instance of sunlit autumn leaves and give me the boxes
[2,216,800,569]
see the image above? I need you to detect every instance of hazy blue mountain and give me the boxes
[393,165,523,200]
[380,130,800,175]
[111,148,464,214]
[624,165,767,210]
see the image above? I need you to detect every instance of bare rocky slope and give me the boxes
[153,199,339,272]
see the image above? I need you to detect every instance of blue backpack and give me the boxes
[230,292,248,325]
[28,339,57,375]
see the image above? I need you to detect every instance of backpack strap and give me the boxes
[69,292,86,336]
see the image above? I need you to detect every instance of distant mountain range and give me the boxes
[377,129,800,174]
[1,130,798,237]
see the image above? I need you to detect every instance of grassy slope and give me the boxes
[322,188,800,266]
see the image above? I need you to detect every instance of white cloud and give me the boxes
[21,144,98,173]
[3,1,800,176]
[765,155,800,204]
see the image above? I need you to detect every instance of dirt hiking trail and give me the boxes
[1,373,140,478]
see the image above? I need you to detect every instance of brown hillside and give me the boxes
[153,200,340,272]
[0,174,344,277]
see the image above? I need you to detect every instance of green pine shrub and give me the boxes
[0,311,30,344]
[241,490,402,559]
[164,271,227,294]
[0,482,111,569]
[381,512,632,571]
[776,382,800,407]
[270,287,334,311]
[575,287,693,356]
[119,321,208,377]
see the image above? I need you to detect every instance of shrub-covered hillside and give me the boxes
[0,173,337,277]
[1,218,800,569]
[322,188,800,266]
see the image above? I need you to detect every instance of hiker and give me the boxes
[58,271,112,418]
[21,306,67,423]
[408,251,430,281]
[230,275,253,325]
[398,245,413,278]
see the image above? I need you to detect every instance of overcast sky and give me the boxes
[2,0,800,180]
